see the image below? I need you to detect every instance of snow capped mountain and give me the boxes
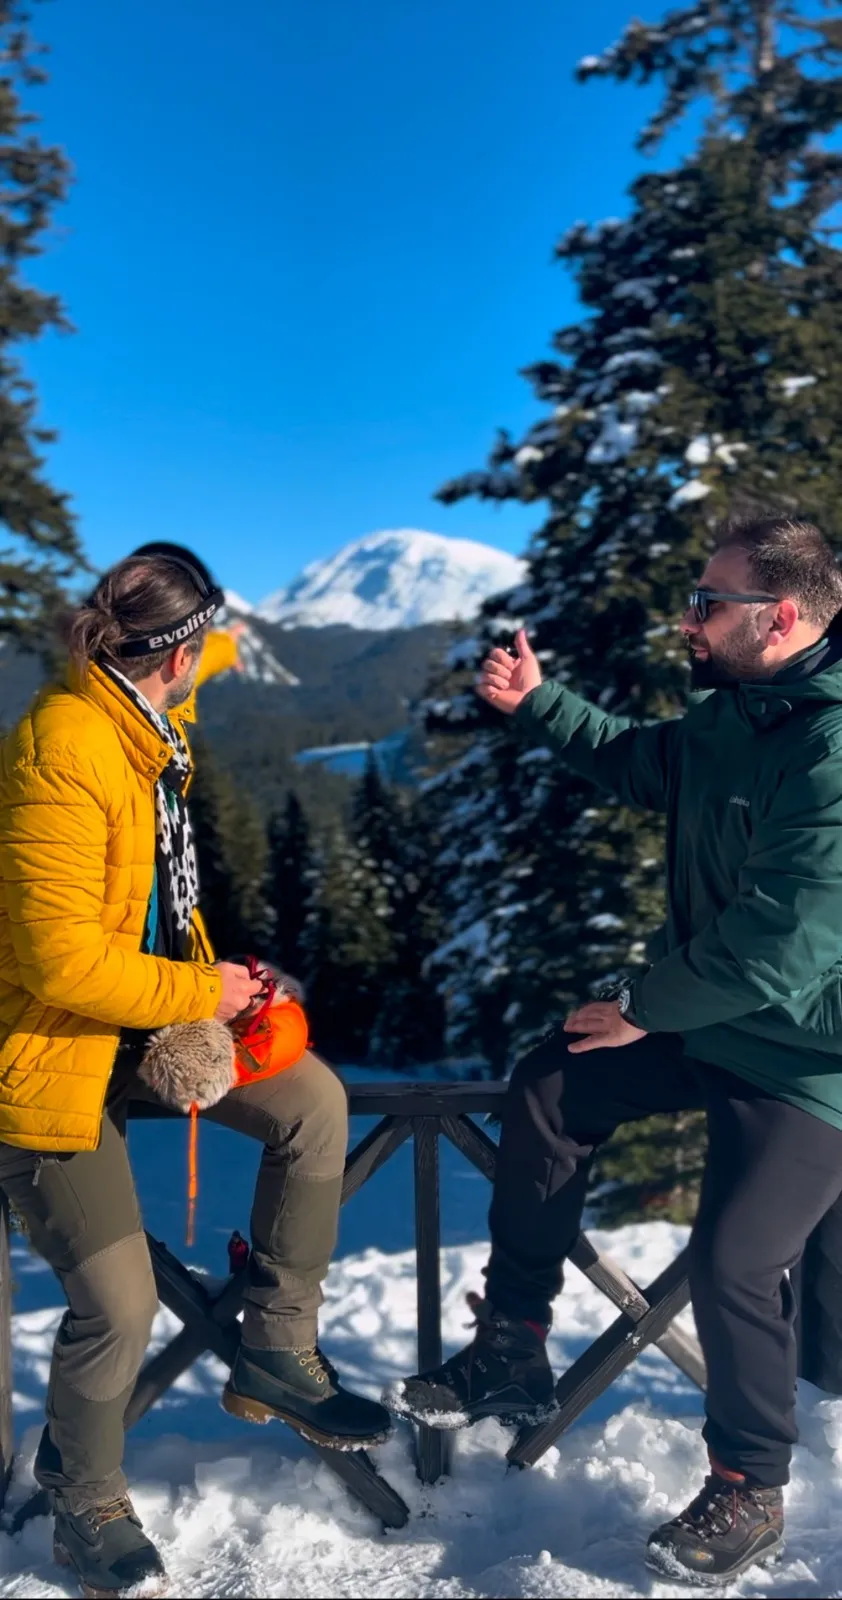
[222,589,255,617]
[256,530,526,631]
[217,594,300,686]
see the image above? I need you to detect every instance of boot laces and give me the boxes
[464,1291,532,1352]
[90,1495,137,1529]
[440,1293,504,1389]
[292,1343,334,1386]
[678,1475,750,1538]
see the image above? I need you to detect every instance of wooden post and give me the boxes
[0,1197,12,1511]
[412,1119,451,1484]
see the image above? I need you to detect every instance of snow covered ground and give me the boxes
[2,1084,842,1597]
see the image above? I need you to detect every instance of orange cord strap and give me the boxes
[186,1102,199,1248]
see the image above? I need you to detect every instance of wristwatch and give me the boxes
[596,979,634,1016]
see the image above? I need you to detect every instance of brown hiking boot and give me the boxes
[53,1492,167,1599]
[646,1464,784,1584]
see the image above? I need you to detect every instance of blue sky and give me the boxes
[26,0,676,603]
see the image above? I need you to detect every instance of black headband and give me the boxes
[115,595,224,658]
[112,542,226,660]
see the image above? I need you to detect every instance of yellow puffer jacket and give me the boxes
[0,629,240,1152]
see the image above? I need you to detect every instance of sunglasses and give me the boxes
[689,588,778,624]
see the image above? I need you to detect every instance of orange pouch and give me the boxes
[233,1000,310,1084]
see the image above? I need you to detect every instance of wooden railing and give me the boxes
[1,1079,705,1532]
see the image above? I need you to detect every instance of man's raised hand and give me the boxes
[476,628,543,715]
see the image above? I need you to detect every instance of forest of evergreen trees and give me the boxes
[2,0,841,1224]
[190,741,448,1070]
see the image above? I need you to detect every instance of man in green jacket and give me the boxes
[391,514,842,1582]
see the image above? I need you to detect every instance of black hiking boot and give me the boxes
[53,1493,167,1599]
[384,1293,556,1429]
[646,1470,785,1584]
[222,1342,392,1449]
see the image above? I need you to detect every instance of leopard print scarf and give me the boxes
[104,665,199,958]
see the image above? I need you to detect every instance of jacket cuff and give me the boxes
[627,979,652,1032]
[513,681,564,734]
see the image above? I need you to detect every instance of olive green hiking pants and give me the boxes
[0,1049,347,1510]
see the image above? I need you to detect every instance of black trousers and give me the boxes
[486,1030,842,1487]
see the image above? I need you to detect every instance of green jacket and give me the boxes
[516,643,842,1129]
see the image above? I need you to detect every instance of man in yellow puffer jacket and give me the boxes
[0,546,390,1599]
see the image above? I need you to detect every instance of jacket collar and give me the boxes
[67,662,176,780]
[733,635,842,729]
[734,686,793,731]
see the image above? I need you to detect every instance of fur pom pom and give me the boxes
[138,1019,236,1112]
[271,970,305,1005]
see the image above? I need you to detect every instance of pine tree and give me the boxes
[189,738,271,956]
[301,822,391,1062]
[0,4,85,653]
[301,760,446,1066]
[423,0,842,1213]
[267,791,314,979]
[352,757,445,1066]
[351,753,405,915]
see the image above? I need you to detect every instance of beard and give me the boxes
[162,653,201,711]
[687,612,768,689]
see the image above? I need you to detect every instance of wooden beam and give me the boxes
[341,1115,412,1205]
[508,1249,694,1468]
[412,1120,451,1485]
[347,1082,508,1118]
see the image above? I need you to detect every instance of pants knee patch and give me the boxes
[57,1232,158,1402]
